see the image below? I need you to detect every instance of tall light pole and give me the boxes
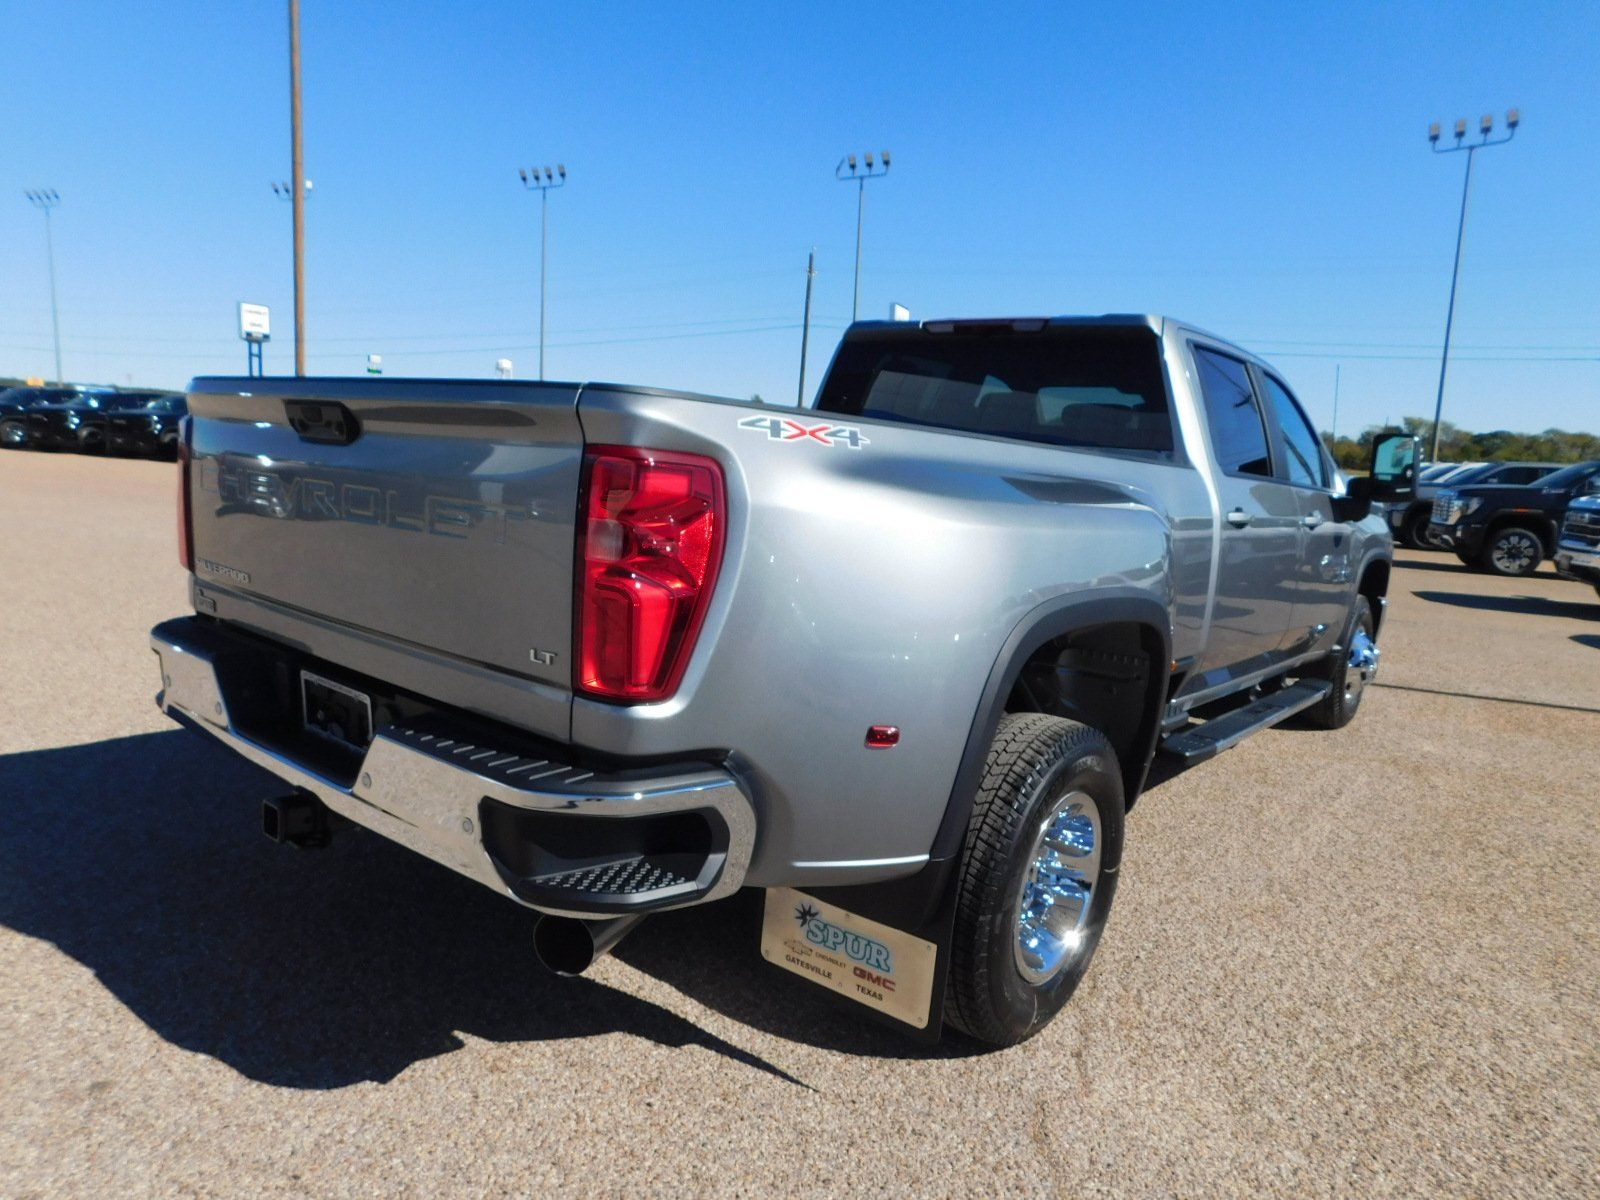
[1426,108,1518,461]
[836,150,890,322]
[287,0,307,375]
[23,189,64,384]
[518,165,567,381]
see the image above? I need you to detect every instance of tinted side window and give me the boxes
[1260,374,1327,488]
[1192,347,1271,477]
[1493,466,1542,484]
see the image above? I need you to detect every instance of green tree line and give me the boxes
[1322,417,1600,472]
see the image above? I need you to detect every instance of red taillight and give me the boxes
[176,419,193,571]
[576,445,725,702]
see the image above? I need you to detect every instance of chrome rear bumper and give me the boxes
[150,617,756,918]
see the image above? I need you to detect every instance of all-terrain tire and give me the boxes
[1402,507,1435,550]
[1480,526,1544,577]
[945,713,1124,1047]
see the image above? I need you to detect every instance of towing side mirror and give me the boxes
[1368,434,1421,501]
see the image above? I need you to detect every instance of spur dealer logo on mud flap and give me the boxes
[793,902,893,973]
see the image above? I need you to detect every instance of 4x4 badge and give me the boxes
[738,415,869,449]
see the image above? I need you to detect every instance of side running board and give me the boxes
[1159,679,1333,765]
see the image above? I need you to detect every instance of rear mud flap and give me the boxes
[758,864,958,1042]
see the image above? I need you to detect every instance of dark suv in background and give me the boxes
[1430,460,1600,575]
[105,393,187,457]
[24,390,142,452]
[0,386,116,449]
[1385,460,1560,549]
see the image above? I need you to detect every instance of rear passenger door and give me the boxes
[1255,370,1348,654]
[1188,344,1302,682]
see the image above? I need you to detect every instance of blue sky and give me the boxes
[3,1,1596,438]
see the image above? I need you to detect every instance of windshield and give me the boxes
[816,325,1174,457]
[1533,462,1599,491]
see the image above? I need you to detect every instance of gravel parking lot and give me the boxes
[2,450,1597,1198]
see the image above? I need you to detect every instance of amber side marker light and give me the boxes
[865,725,900,748]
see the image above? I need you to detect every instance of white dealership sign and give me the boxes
[237,302,271,341]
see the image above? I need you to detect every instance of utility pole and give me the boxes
[1426,108,1518,461]
[835,150,891,322]
[272,179,312,370]
[518,165,567,381]
[23,190,63,384]
[797,248,817,406]
[1331,363,1341,444]
[288,0,307,375]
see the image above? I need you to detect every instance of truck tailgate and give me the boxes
[185,379,583,700]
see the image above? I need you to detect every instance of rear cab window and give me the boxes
[815,324,1176,459]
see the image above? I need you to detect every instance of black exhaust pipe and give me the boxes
[533,914,644,976]
[262,790,332,849]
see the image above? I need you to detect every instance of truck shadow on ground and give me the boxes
[1414,590,1600,621]
[0,731,987,1090]
[1390,556,1473,574]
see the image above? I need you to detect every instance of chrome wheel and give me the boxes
[1345,625,1379,705]
[1013,789,1101,986]
[1490,530,1541,575]
[0,422,24,447]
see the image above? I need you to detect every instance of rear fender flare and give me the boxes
[928,590,1172,866]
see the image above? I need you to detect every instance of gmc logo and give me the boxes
[853,965,896,992]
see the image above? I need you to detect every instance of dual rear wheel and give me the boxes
[946,600,1380,1045]
[945,713,1123,1046]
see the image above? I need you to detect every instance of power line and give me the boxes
[0,319,840,361]
[1259,350,1596,363]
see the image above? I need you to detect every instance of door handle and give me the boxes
[1301,513,1322,529]
[1225,508,1252,529]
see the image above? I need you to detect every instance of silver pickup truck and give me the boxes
[150,315,1413,1045]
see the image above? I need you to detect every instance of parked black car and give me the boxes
[1383,460,1560,549]
[24,390,139,452]
[0,386,116,449]
[105,394,187,458]
[1429,459,1600,576]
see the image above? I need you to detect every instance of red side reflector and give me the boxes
[575,446,726,703]
[865,725,900,748]
[176,422,194,572]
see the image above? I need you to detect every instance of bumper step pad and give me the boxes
[536,858,695,897]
